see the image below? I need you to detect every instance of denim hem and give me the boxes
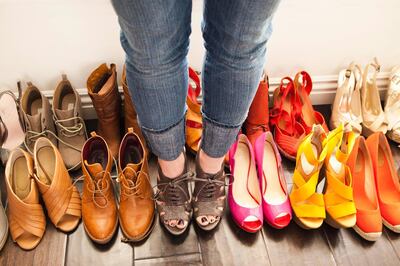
[140,116,186,161]
[200,114,241,158]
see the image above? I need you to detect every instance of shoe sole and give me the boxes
[83,218,119,245]
[120,212,156,242]
[353,224,381,241]
[383,218,400,233]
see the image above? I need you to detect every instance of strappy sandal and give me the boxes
[361,58,388,137]
[294,71,329,133]
[0,82,25,164]
[270,77,306,160]
[289,125,328,229]
[330,63,363,134]
[33,137,81,232]
[192,155,226,231]
[322,124,357,228]
[384,66,400,143]
[186,67,202,154]
[5,148,46,250]
[154,157,193,235]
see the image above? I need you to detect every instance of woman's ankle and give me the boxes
[198,149,224,174]
[158,152,185,179]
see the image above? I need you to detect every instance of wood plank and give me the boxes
[323,225,399,266]
[65,171,134,266]
[134,155,200,260]
[262,183,336,266]
[135,253,202,266]
[0,222,67,266]
[197,211,271,266]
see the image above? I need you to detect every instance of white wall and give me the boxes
[1,0,399,97]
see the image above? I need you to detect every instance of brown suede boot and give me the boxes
[87,63,121,158]
[244,73,270,146]
[21,82,57,153]
[121,65,147,152]
[53,75,87,171]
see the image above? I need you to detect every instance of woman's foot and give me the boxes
[193,149,226,231]
[155,153,193,235]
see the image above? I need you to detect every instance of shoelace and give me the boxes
[117,169,149,199]
[54,116,87,138]
[192,173,232,201]
[152,171,194,205]
[67,173,109,209]
[24,126,87,171]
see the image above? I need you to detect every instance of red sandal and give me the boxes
[293,71,329,133]
[186,67,202,154]
[270,77,306,160]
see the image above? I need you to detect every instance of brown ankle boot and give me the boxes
[121,65,147,151]
[87,63,121,158]
[244,73,270,146]
[118,128,154,241]
[81,132,118,244]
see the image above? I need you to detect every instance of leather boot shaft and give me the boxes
[121,65,147,151]
[244,75,270,145]
[87,63,121,158]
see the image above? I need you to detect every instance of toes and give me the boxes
[196,216,210,226]
[176,219,187,229]
[168,220,177,227]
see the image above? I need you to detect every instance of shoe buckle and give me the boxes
[345,69,352,78]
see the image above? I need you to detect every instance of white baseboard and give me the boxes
[38,72,391,120]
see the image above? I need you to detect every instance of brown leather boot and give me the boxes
[53,75,87,171]
[81,132,118,244]
[121,65,147,151]
[87,63,121,159]
[118,128,154,241]
[20,82,57,153]
[244,73,270,146]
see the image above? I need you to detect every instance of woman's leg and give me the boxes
[111,0,192,227]
[111,0,191,164]
[198,0,281,222]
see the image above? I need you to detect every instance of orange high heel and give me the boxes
[347,136,382,241]
[366,132,400,233]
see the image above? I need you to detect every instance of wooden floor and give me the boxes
[1,112,400,266]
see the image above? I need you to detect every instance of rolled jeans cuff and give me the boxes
[200,114,241,158]
[140,116,185,161]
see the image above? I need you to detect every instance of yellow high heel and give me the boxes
[290,125,328,229]
[322,124,357,228]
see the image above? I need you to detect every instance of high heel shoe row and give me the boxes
[228,61,400,239]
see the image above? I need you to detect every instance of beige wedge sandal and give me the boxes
[330,63,363,134]
[384,66,400,143]
[361,58,388,137]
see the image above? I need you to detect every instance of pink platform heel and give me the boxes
[228,134,263,233]
[253,132,292,229]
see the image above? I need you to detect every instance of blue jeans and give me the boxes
[112,0,280,160]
